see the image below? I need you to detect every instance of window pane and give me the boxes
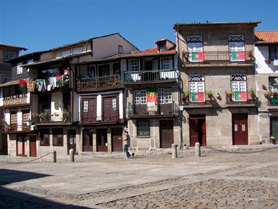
[137,120,150,136]
[73,46,83,54]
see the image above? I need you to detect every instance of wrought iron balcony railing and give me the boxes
[182,50,254,65]
[123,69,178,83]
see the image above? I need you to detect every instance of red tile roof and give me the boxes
[255,31,278,44]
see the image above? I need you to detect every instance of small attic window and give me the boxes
[118,45,123,54]
[157,40,167,52]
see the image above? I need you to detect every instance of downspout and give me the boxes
[175,26,183,149]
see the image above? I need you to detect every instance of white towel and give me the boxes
[274,59,278,66]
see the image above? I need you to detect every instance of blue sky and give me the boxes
[0,0,277,55]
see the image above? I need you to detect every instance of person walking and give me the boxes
[122,129,130,159]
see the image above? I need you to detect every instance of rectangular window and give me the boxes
[158,88,172,104]
[187,35,204,62]
[161,57,173,69]
[189,74,205,102]
[229,35,245,61]
[3,51,13,61]
[118,45,123,54]
[83,100,89,112]
[128,59,139,71]
[137,120,150,137]
[61,49,71,57]
[73,46,83,55]
[134,90,146,104]
[112,98,117,110]
[40,129,50,146]
[269,46,278,60]
[231,74,247,101]
[53,129,63,146]
[17,62,23,75]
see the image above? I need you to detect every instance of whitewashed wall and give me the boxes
[255,46,278,73]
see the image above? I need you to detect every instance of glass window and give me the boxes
[189,74,205,102]
[137,120,150,137]
[158,88,172,104]
[112,98,117,110]
[128,59,139,71]
[229,35,245,61]
[187,35,204,62]
[231,74,247,101]
[161,57,173,69]
[269,46,278,60]
[73,46,83,54]
[53,129,63,146]
[61,49,71,57]
[40,129,50,146]
[118,45,123,54]
[3,51,13,61]
[134,90,146,104]
[17,62,23,75]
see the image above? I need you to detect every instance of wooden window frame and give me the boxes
[40,129,50,146]
[53,129,63,146]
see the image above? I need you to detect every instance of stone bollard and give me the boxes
[69,149,74,162]
[52,151,57,163]
[172,144,178,159]
[195,142,201,157]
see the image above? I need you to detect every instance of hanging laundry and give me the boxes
[274,59,278,66]
[48,77,56,90]
[35,79,46,91]
[18,80,26,91]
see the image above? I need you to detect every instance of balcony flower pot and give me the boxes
[206,91,213,99]
[249,88,256,99]
[270,136,276,144]
[264,92,269,98]
[216,92,221,100]
[265,58,271,64]
[261,84,267,91]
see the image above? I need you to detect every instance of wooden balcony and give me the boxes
[2,120,32,133]
[76,74,121,92]
[1,94,29,107]
[123,69,178,84]
[182,50,254,66]
[80,115,121,126]
[32,111,72,125]
[127,102,178,118]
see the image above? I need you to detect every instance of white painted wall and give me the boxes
[255,46,278,73]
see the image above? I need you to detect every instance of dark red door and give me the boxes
[82,98,96,123]
[112,128,123,152]
[160,120,174,148]
[83,129,93,151]
[103,97,118,122]
[68,130,76,154]
[29,136,37,157]
[97,129,108,152]
[233,113,248,145]
[189,115,206,147]
[1,134,8,155]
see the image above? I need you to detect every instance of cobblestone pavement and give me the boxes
[0,145,278,209]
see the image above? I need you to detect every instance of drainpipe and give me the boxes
[175,27,183,149]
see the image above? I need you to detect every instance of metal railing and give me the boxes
[123,69,178,83]
[183,50,254,64]
[127,101,178,116]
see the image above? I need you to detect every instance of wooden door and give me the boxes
[103,97,118,122]
[83,129,93,151]
[160,120,173,148]
[112,128,123,152]
[97,129,108,152]
[17,135,27,157]
[1,134,8,155]
[189,115,206,147]
[232,113,248,145]
[29,136,37,157]
[68,130,76,154]
[82,98,96,123]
